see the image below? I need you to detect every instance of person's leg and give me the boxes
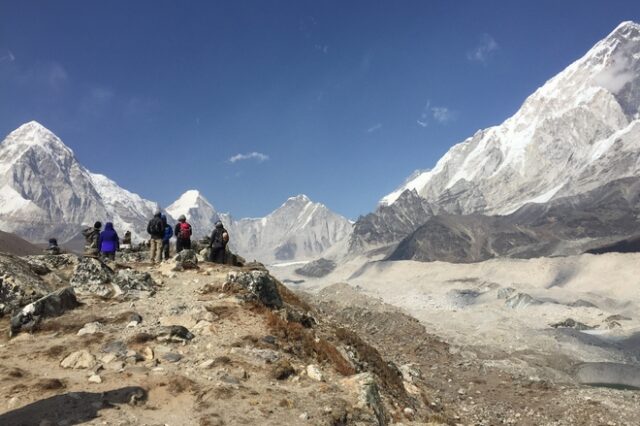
[184,239,191,250]
[155,239,163,263]
[162,241,169,260]
[176,239,183,253]
[149,240,156,263]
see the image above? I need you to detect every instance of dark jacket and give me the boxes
[175,222,193,240]
[210,226,228,249]
[163,224,173,242]
[147,214,164,238]
[98,222,119,253]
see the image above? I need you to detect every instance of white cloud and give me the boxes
[229,152,269,164]
[48,62,68,91]
[467,34,499,63]
[366,123,382,133]
[417,101,455,127]
[431,106,453,123]
[0,50,15,63]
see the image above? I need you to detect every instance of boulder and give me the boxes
[0,253,53,316]
[10,287,80,336]
[340,373,387,425]
[113,269,157,298]
[70,257,116,297]
[550,318,597,330]
[60,350,96,369]
[225,270,283,308]
[156,325,195,343]
[295,258,337,278]
[174,249,198,270]
[504,292,542,309]
[24,254,80,273]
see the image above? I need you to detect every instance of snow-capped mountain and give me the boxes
[218,195,353,263]
[166,189,220,237]
[382,21,640,216]
[0,121,158,243]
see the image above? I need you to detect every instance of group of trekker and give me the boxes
[81,221,123,261]
[80,213,229,264]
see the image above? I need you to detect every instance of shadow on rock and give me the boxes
[0,386,147,426]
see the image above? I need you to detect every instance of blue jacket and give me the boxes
[98,222,120,253]
[163,224,173,242]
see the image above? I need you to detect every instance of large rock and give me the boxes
[0,253,53,316]
[340,373,387,426]
[70,257,116,297]
[295,258,336,278]
[10,287,79,336]
[24,254,80,273]
[226,270,283,308]
[113,269,157,298]
[174,249,198,270]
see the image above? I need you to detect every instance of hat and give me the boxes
[179,214,186,221]
[94,221,102,229]
[215,221,223,228]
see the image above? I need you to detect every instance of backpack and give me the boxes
[178,222,191,240]
[148,218,163,236]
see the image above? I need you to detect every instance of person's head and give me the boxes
[179,215,186,222]
[48,238,58,247]
[94,221,102,230]
[154,210,162,218]
[215,221,223,229]
[161,214,167,225]
[104,222,114,230]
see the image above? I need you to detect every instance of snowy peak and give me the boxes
[380,21,640,216]
[166,190,219,237]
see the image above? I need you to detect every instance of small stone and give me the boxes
[126,321,139,328]
[299,412,309,421]
[306,364,324,381]
[162,352,183,363]
[61,350,96,369]
[404,407,415,417]
[88,374,102,384]
[141,347,154,361]
[200,359,215,369]
[77,322,103,336]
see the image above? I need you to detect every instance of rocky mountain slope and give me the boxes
[2,250,638,425]
[219,195,353,264]
[351,21,640,257]
[389,176,640,262]
[0,230,44,257]
[0,121,158,243]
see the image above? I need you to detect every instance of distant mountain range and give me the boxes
[350,21,640,261]
[0,122,352,263]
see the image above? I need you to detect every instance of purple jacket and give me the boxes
[98,222,120,253]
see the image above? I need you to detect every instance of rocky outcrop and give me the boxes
[174,249,199,270]
[295,258,336,278]
[10,287,79,335]
[0,253,53,316]
[225,270,283,308]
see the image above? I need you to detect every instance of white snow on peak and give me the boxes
[166,189,215,217]
[380,21,640,214]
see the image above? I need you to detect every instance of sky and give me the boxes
[1,1,640,220]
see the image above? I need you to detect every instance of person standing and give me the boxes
[82,221,102,257]
[147,211,164,264]
[161,214,173,260]
[174,215,193,253]
[208,221,229,264]
[98,222,119,261]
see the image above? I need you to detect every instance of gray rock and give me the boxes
[295,258,337,278]
[70,257,115,297]
[504,292,542,309]
[0,253,53,316]
[496,287,516,299]
[102,340,128,356]
[24,254,80,273]
[173,250,198,270]
[162,352,183,363]
[550,318,597,330]
[10,287,79,336]
[576,362,640,390]
[156,325,194,343]
[225,270,283,308]
[113,269,157,298]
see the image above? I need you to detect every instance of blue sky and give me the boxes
[1,1,639,219]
